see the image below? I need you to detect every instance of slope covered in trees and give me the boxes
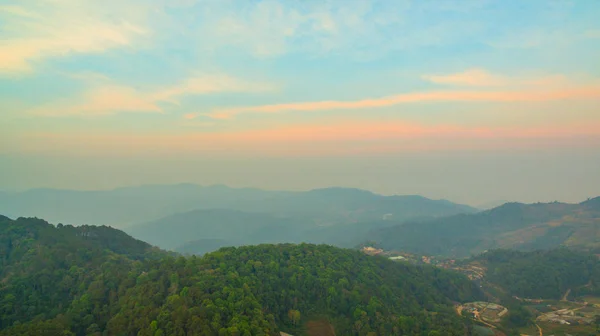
[369,197,600,257]
[0,215,483,335]
[472,249,600,300]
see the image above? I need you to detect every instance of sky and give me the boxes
[1,0,600,205]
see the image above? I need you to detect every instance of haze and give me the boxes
[1,0,600,206]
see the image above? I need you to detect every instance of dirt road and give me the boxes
[561,288,571,301]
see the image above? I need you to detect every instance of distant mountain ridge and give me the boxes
[126,208,310,250]
[368,196,600,257]
[120,187,477,253]
[0,184,476,229]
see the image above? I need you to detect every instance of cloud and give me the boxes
[584,29,600,39]
[11,120,600,157]
[31,74,276,116]
[197,1,460,59]
[422,68,508,86]
[60,71,111,82]
[0,2,149,75]
[150,74,276,104]
[31,86,162,117]
[0,5,40,18]
[212,1,305,57]
[201,83,600,120]
[421,69,584,89]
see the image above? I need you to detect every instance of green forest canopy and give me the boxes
[0,215,483,336]
[473,248,600,300]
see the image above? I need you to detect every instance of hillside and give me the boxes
[469,249,600,300]
[0,184,476,228]
[0,215,482,335]
[368,197,600,257]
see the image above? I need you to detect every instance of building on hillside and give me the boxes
[389,256,406,261]
[362,246,384,256]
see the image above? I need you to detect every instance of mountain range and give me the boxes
[368,197,600,257]
[4,184,599,259]
[0,184,476,229]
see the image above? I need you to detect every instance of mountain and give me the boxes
[127,209,398,253]
[261,187,477,224]
[0,184,476,229]
[368,197,600,257]
[126,209,311,250]
[0,215,483,335]
[475,200,509,210]
[174,238,232,255]
[126,208,438,254]
[0,184,283,228]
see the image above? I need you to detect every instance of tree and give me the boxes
[288,309,301,325]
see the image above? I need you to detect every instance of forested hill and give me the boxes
[471,249,600,300]
[0,215,163,262]
[368,197,600,257]
[0,215,483,336]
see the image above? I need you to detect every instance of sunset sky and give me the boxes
[2,0,600,205]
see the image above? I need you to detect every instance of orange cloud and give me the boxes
[31,86,162,116]
[10,121,600,157]
[150,74,276,104]
[422,68,508,86]
[201,85,600,119]
[423,69,580,89]
[31,74,276,116]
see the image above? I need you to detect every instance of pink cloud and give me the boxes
[11,121,600,157]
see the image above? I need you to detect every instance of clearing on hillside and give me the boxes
[306,320,336,336]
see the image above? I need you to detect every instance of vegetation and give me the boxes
[476,249,600,300]
[370,197,600,257]
[0,215,483,335]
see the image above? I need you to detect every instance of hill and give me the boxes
[126,209,311,250]
[468,249,600,300]
[174,238,232,256]
[0,184,476,228]
[0,184,281,228]
[0,215,483,335]
[368,197,600,257]
[127,208,411,253]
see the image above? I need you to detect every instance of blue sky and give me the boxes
[1,0,599,203]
